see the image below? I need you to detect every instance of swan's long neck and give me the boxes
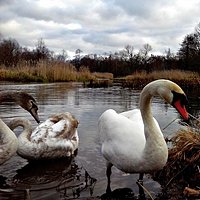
[0,92,16,104]
[8,119,32,142]
[139,82,168,170]
[139,84,158,135]
[139,82,166,142]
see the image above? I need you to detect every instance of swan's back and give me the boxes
[120,109,142,121]
[99,109,144,140]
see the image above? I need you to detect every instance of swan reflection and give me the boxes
[0,158,96,199]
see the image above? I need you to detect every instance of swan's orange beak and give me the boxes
[173,100,189,120]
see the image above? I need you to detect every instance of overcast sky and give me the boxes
[0,0,200,57]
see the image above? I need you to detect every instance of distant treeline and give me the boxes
[0,23,200,77]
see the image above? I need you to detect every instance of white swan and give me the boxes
[0,91,40,165]
[8,112,79,160]
[0,119,19,165]
[98,79,189,194]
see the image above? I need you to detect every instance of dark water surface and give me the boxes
[0,82,199,200]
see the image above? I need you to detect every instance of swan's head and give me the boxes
[17,92,40,123]
[156,80,189,120]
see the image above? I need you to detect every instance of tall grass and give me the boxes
[33,61,78,82]
[123,70,200,89]
[0,61,95,83]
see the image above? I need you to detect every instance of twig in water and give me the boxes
[137,181,154,200]
[189,113,200,122]
[162,118,178,130]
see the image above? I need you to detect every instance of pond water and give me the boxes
[0,82,199,200]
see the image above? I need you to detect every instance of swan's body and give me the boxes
[8,112,79,160]
[101,109,164,173]
[0,91,40,165]
[98,79,189,193]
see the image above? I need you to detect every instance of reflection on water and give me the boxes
[0,82,199,200]
[0,158,96,200]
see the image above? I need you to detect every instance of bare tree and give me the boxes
[0,38,21,67]
[74,49,83,69]
[75,49,82,59]
[124,44,134,59]
[195,22,200,36]
[35,38,50,60]
[140,43,152,57]
[55,49,68,62]
[165,48,175,59]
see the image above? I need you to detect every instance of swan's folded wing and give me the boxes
[98,109,145,143]
[30,119,54,142]
[120,109,142,121]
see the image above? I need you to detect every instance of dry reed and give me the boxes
[92,72,113,79]
[169,128,200,165]
[77,66,95,82]
[124,70,200,89]
[0,61,95,82]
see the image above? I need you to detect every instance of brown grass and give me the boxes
[0,61,95,83]
[169,128,200,164]
[153,126,200,189]
[85,72,113,88]
[92,72,113,79]
[77,66,95,82]
[123,70,200,89]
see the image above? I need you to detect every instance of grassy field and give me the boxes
[0,61,199,89]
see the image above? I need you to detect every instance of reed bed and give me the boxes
[78,66,96,82]
[92,72,113,79]
[0,61,95,83]
[0,62,199,88]
[85,72,114,88]
[123,70,200,89]
[33,61,78,82]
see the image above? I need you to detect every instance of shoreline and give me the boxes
[0,64,199,90]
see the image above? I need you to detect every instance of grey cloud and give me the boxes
[0,0,13,6]
[10,1,53,21]
[113,0,156,17]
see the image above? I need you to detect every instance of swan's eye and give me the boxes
[172,91,188,107]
